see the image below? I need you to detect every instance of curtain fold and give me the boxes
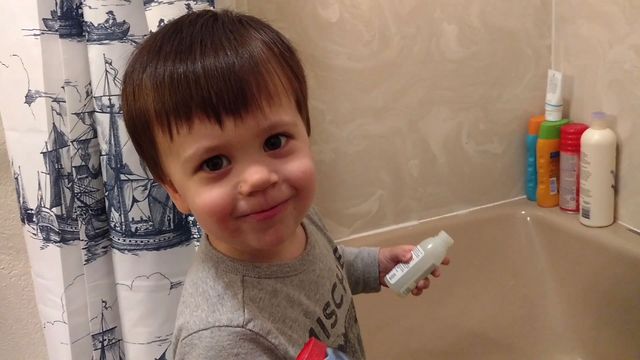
[0,1,216,359]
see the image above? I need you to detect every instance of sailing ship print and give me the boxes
[71,86,112,261]
[13,165,35,226]
[92,299,126,360]
[144,0,215,9]
[42,0,84,38]
[84,10,131,42]
[155,348,169,360]
[95,54,192,252]
[34,96,110,245]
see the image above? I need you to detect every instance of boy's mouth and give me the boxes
[237,197,290,221]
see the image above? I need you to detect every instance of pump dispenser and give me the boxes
[385,231,453,297]
[579,112,617,227]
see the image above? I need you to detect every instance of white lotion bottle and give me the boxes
[579,111,617,227]
[384,231,453,297]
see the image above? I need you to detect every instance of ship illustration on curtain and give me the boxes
[144,0,216,7]
[72,84,113,262]
[13,165,35,225]
[95,53,192,252]
[84,10,131,42]
[42,0,84,38]
[41,0,133,42]
[10,80,109,248]
[36,99,78,244]
[36,99,109,245]
[93,299,126,360]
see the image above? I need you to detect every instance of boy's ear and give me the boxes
[160,179,191,215]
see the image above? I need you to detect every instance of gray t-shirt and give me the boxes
[171,209,380,360]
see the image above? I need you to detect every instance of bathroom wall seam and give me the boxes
[551,0,556,70]
[618,221,640,235]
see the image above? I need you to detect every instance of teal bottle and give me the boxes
[526,115,545,200]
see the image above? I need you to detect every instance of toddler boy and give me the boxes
[122,9,448,360]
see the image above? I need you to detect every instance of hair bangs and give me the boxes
[147,14,308,140]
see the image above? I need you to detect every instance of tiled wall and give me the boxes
[244,1,552,238]
[554,0,640,230]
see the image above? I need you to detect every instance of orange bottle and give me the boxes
[537,119,570,207]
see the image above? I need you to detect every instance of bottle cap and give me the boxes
[436,230,454,248]
[545,105,563,121]
[590,111,608,129]
[560,123,589,152]
[528,115,546,135]
[538,119,571,139]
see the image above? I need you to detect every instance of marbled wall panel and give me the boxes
[246,0,551,238]
[554,0,640,230]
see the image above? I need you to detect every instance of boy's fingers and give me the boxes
[441,257,451,265]
[417,278,430,290]
[431,267,441,277]
[401,246,415,263]
[411,288,423,296]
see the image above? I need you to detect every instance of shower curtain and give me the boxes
[0,1,217,359]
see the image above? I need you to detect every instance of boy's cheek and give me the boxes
[289,154,316,185]
[288,157,316,209]
[190,187,236,226]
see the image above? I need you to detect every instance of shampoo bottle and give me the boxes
[579,112,617,227]
[384,231,453,297]
[537,118,570,207]
[526,115,546,201]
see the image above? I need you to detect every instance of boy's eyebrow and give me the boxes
[180,143,223,164]
[256,116,298,132]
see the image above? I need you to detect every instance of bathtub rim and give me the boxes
[337,197,640,258]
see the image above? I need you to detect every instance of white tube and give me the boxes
[545,69,563,121]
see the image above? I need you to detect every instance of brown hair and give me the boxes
[122,9,309,183]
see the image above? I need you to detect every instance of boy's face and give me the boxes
[157,98,316,262]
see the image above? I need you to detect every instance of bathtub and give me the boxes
[343,198,640,360]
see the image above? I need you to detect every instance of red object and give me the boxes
[560,123,589,152]
[296,337,328,360]
[559,123,589,212]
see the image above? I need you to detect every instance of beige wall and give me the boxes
[0,118,48,359]
[245,0,552,238]
[554,0,640,230]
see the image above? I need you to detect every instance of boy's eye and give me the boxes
[201,155,230,172]
[263,134,288,152]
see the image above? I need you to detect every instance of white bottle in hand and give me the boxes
[579,111,617,227]
[384,231,453,297]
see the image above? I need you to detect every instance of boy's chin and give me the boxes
[251,224,305,258]
[253,227,299,248]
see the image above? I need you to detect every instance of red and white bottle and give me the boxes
[559,123,589,212]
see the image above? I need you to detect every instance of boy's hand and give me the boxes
[378,246,450,296]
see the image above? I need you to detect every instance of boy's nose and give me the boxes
[238,165,279,196]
